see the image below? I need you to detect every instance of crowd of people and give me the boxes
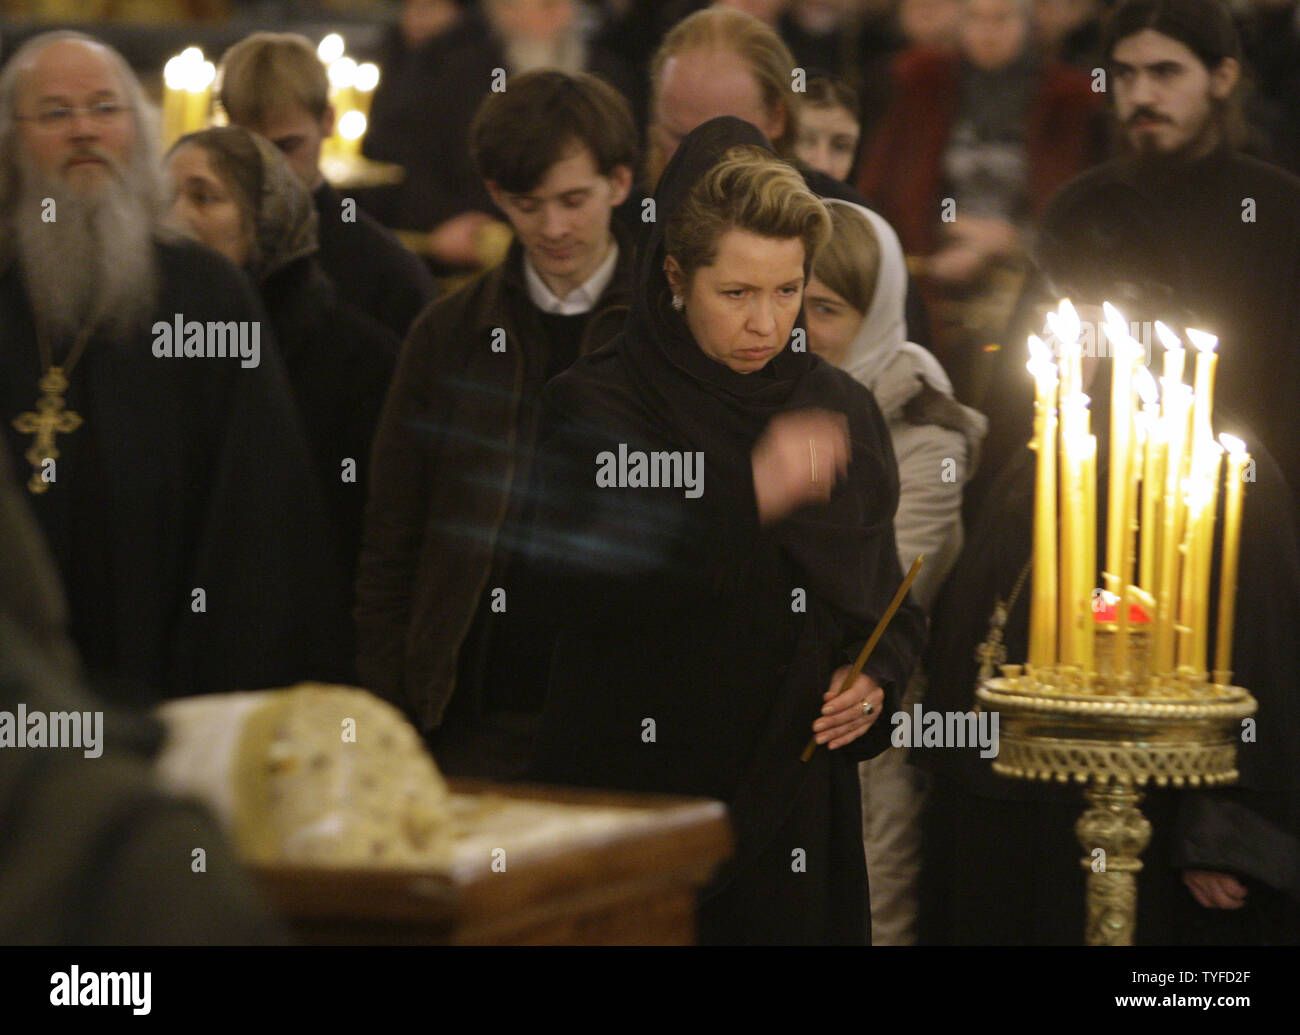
[1,0,1297,945]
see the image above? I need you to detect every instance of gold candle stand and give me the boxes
[975,628,1255,945]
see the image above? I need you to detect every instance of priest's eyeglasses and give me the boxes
[17,101,129,130]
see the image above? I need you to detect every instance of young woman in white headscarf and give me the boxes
[804,197,987,944]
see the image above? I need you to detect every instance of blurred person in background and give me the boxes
[897,0,964,47]
[363,0,505,269]
[795,75,862,182]
[779,1,904,143]
[484,0,636,92]
[1033,0,1106,66]
[1234,0,1300,172]
[218,32,436,342]
[856,0,1102,406]
[364,0,634,271]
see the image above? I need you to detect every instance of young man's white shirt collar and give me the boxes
[524,239,619,315]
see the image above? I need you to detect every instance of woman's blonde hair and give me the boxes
[811,203,881,316]
[665,145,831,283]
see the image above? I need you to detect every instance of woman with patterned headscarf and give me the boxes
[163,126,398,639]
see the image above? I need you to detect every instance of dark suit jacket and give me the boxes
[355,231,635,732]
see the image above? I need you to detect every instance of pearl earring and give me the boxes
[671,294,684,311]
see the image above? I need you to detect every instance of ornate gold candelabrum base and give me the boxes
[975,636,1255,945]
[1074,782,1150,945]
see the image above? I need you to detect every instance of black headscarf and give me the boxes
[539,119,924,894]
[552,116,908,628]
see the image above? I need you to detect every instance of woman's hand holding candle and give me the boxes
[813,669,886,749]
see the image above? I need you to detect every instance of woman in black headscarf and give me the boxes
[527,117,926,944]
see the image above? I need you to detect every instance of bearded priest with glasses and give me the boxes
[0,32,350,707]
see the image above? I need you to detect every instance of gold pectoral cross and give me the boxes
[12,366,82,494]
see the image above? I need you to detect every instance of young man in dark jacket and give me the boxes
[355,70,636,779]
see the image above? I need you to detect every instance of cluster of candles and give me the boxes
[158,35,380,159]
[1026,300,1250,687]
[316,33,380,160]
[161,46,216,149]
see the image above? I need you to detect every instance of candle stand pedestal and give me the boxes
[976,657,1255,945]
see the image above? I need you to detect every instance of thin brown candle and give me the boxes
[800,555,925,762]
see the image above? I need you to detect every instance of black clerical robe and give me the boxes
[971,147,1300,531]
[0,238,350,707]
[312,181,436,341]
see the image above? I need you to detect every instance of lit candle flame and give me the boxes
[338,110,367,140]
[1155,321,1182,352]
[1134,366,1159,406]
[163,55,187,90]
[1219,433,1246,456]
[1027,334,1053,370]
[318,33,345,63]
[1102,301,1129,340]
[1186,328,1218,353]
[186,60,215,94]
[355,62,380,92]
[1057,298,1081,344]
[1046,299,1081,347]
[328,57,358,90]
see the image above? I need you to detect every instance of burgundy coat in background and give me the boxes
[855,47,1105,258]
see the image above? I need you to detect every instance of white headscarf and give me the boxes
[819,199,957,421]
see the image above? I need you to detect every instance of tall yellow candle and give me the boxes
[183,59,215,136]
[1103,304,1136,598]
[1047,299,1082,398]
[1058,393,1087,664]
[1079,431,1097,675]
[161,54,188,150]
[1115,404,1143,678]
[1134,367,1163,592]
[1154,381,1192,673]
[1027,336,1059,669]
[1050,302,1083,664]
[1175,471,1204,669]
[337,110,367,159]
[327,56,359,159]
[1190,442,1224,673]
[1155,321,1185,400]
[354,62,380,120]
[1214,435,1249,684]
[1186,329,1218,429]
[1186,329,1219,497]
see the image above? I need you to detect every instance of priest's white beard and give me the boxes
[13,148,157,349]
